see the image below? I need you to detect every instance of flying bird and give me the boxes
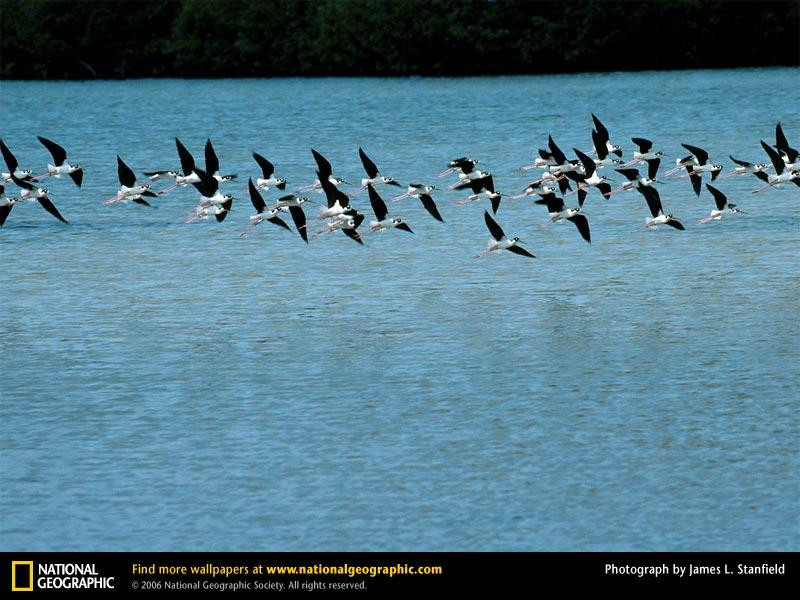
[475,210,535,258]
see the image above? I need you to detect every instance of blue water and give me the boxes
[1,68,798,551]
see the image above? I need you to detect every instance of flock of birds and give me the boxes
[1,116,798,259]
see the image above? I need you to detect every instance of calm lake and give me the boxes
[1,68,798,550]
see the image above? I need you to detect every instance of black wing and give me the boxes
[596,182,611,198]
[358,147,379,179]
[204,138,219,175]
[490,194,501,215]
[267,215,291,231]
[665,218,685,230]
[631,137,652,154]
[557,175,572,195]
[252,152,274,178]
[484,210,505,241]
[615,168,640,182]
[311,148,332,179]
[192,168,219,198]
[688,168,702,196]
[288,205,308,243]
[37,136,68,166]
[729,155,752,168]
[0,139,19,172]
[534,192,565,213]
[681,143,709,165]
[760,139,785,174]
[705,183,728,211]
[68,169,83,187]
[538,149,552,160]
[775,122,789,153]
[567,213,591,243]
[753,171,769,183]
[646,157,660,180]
[0,203,14,227]
[576,187,587,208]
[247,178,266,213]
[573,147,596,177]
[117,155,137,188]
[591,129,608,160]
[395,222,414,233]
[641,185,663,218]
[342,228,364,244]
[367,183,388,221]
[419,194,444,222]
[38,197,68,223]
[591,113,609,143]
[175,137,196,176]
[506,244,535,258]
[547,135,568,165]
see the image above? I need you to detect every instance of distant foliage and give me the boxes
[1,0,797,78]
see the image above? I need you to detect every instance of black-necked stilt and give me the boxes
[699,183,743,224]
[34,136,83,187]
[475,210,535,258]
[296,148,348,193]
[753,140,800,193]
[719,155,770,180]
[534,192,591,243]
[242,178,291,236]
[9,173,68,224]
[609,158,660,197]
[638,186,685,231]
[310,211,365,245]
[0,139,34,183]
[589,114,623,158]
[365,183,413,234]
[674,143,723,195]
[104,155,158,205]
[569,147,612,206]
[352,147,402,196]
[624,137,663,167]
[252,152,286,190]
[156,138,202,195]
[438,157,480,178]
[392,183,435,203]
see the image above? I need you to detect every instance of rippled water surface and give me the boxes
[1,69,798,551]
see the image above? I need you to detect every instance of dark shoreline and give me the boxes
[1,0,797,80]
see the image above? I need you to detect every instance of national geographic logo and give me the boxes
[11,562,33,592]
[9,561,115,591]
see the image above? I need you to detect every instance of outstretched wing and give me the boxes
[175,137,196,176]
[705,183,728,211]
[419,194,444,222]
[506,245,535,258]
[117,155,137,188]
[37,136,68,166]
[311,148,332,179]
[252,152,275,178]
[247,178,266,213]
[484,210,505,241]
[358,147,379,179]
[367,183,388,221]
[204,139,220,175]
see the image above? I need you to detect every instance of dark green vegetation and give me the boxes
[1,0,798,79]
